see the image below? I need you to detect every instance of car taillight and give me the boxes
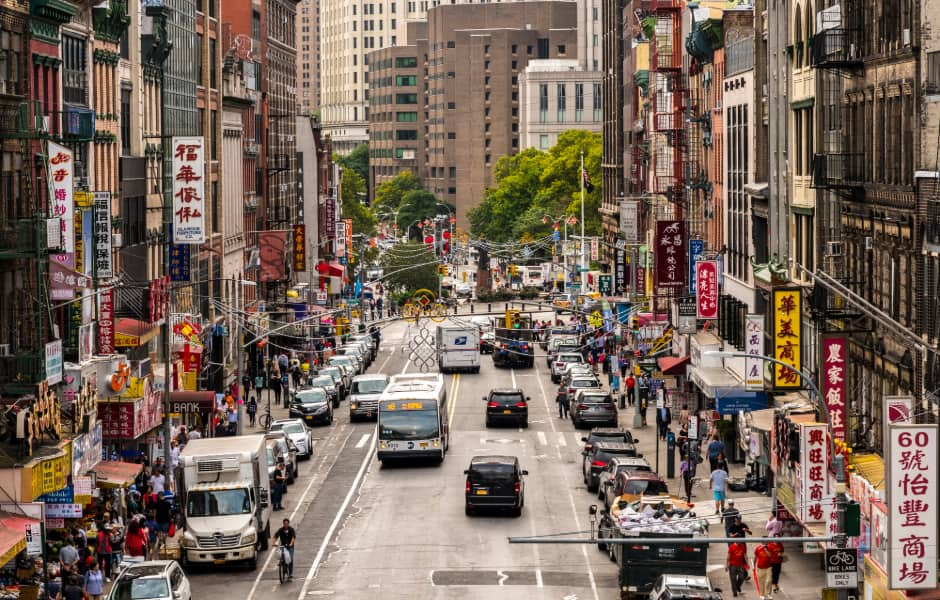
[522,344,529,351]
[466,480,471,494]
[568,388,574,395]
[591,460,607,468]
[514,401,527,408]
[501,343,507,349]
[514,481,520,495]
[487,401,500,408]
[555,362,563,367]
[577,404,588,410]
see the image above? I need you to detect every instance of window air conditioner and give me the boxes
[863,236,873,250]
[825,241,843,256]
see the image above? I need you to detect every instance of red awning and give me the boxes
[114,318,160,347]
[0,512,39,565]
[92,460,143,488]
[316,261,345,277]
[657,355,691,375]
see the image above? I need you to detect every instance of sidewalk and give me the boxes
[621,401,828,599]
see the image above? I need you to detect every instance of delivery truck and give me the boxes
[436,324,481,373]
[177,434,271,569]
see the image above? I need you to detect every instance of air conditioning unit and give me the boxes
[863,236,873,250]
[112,233,123,248]
[826,241,844,256]
[0,345,11,357]
[903,28,911,46]
[39,116,50,133]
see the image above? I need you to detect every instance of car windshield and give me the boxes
[330,357,354,366]
[623,479,669,495]
[310,376,333,387]
[379,410,440,440]
[572,380,598,388]
[490,393,523,404]
[559,354,583,362]
[320,368,342,381]
[110,577,170,600]
[581,394,611,404]
[295,389,327,404]
[470,464,515,484]
[186,488,251,517]
[352,379,388,394]
[273,422,305,434]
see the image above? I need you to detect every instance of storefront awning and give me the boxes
[92,460,143,488]
[316,261,345,278]
[657,355,690,375]
[851,453,885,494]
[114,318,161,348]
[0,513,39,566]
[715,389,769,415]
[689,366,741,399]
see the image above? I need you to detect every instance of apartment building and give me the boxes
[518,59,602,151]
[297,0,320,115]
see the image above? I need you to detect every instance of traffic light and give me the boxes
[509,265,518,277]
[843,501,861,537]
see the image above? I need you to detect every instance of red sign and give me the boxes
[98,288,115,355]
[695,259,718,319]
[654,221,686,290]
[98,380,163,440]
[259,231,288,282]
[149,276,169,324]
[819,334,847,441]
[293,224,306,272]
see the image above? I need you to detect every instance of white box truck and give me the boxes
[177,434,271,569]
[436,324,481,373]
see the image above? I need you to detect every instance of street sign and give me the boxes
[825,548,858,588]
[677,296,696,317]
[598,275,612,294]
[589,310,603,328]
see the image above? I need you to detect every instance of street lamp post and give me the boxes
[543,214,578,292]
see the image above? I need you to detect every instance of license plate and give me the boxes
[503,410,512,414]
[420,442,428,448]
[366,412,373,417]
[305,416,314,421]
[476,489,488,495]
[214,559,225,565]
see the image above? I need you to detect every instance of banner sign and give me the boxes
[887,424,938,589]
[93,192,113,278]
[615,247,626,295]
[292,224,306,272]
[590,237,599,261]
[98,288,115,355]
[772,287,802,388]
[169,242,191,282]
[689,239,704,294]
[170,136,206,244]
[800,423,829,523]
[819,334,847,441]
[48,142,74,253]
[619,200,639,244]
[45,340,63,386]
[744,314,764,390]
[695,259,718,319]
[49,257,91,301]
[654,221,686,290]
[325,197,336,238]
[45,504,82,519]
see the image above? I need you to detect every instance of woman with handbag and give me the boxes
[82,561,105,600]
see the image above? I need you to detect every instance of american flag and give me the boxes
[582,168,595,193]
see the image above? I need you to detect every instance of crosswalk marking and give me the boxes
[537,431,548,446]
[354,433,371,448]
[557,434,567,447]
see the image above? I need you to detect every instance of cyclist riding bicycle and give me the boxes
[273,518,296,581]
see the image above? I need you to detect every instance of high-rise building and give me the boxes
[297,0,321,116]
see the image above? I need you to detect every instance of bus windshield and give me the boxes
[379,409,440,440]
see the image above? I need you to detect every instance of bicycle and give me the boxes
[276,544,291,583]
[258,411,272,431]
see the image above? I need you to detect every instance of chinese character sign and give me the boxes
[93,192,113,278]
[695,259,718,319]
[689,239,704,294]
[325,198,336,238]
[819,334,847,441]
[590,236,599,261]
[47,142,74,254]
[888,424,938,590]
[772,288,802,388]
[620,200,639,243]
[800,424,829,523]
[98,288,114,355]
[654,220,686,290]
[744,314,764,390]
[615,247,626,295]
[293,224,306,272]
[169,243,191,282]
[170,136,206,244]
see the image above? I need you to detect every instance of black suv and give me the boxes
[582,441,641,492]
[484,388,529,428]
[464,455,528,516]
[581,427,639,453]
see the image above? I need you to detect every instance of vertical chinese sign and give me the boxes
[590,236,599,261]
[93,192,112,279]
[695,259,718,319]
[171,137,206,244]
[744,314,764,390]
[614,245,626,295]
[888,424,938,589]
[688,238,704,294]
[800,423,829,524]
[654,220,686,291]
[619,200,639,244]
[293,224,306,272]
[772,287,802,388]
[98,288,114,355]
[48,142,74,255]
[819,334,847,441]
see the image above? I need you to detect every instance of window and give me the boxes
[449,167,456,178]
[396,93,417,104]
[252,10,262,40]
[396,111,418,121]
[120,88,131,156]
[447,132,456,139]
[447,40,455,48]
[539,134,549,149]
[62,35,87,105]
[211,180,219,233]
[448,187,456,194]
[575,83,584,121]
[209,37,217,88]
[395,57,417,68]
[556,83,566,122]
[447,102,456,109]
[210,110,218,160]
[396,75,416,86]
[511,44,517,54]
[537,38,549,59]
[121,194,146,247]
[593,83,602,119]
[557,44,566,55]
[484,44,490,54]
[928,52,940,94]
[197,34,204,82]
[396,129,418,140]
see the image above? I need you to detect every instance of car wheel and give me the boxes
[583,469,588,485]
[512,506,523,517]
[485,417,492,428]
[465,505,474,516]
[260,523,270,550]
[520,419,528,429]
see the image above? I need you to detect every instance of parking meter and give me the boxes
[666,430,676,479]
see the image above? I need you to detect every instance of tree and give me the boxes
[336,143,369,189]
[396,189,448,240]
[379,242,439,296]
[340,169,377,236]
[373,170,423,214]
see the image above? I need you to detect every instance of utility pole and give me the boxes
[579,150,587,288]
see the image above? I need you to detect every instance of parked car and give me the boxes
[582,441,642,492]
[348,334,377,362]
[327,356,357,384]
[484,388,529,428]
[570,389,619,429]
[334,348,365,374]
[480,330,496,354]
[648,574,722,600]
[269,418,313,460]
[464,455,528,517]
[545,333,580,359]
[289,386,334,426]
[307,374,340,408]
[265,437,298,486]
[349,373,390,421]
[318,366,349,399]
[107,560,191,600]
[581,427,639,454]
[551,352,586,383]
[602,469,670,510]
[595,456,653,501]
[557,376,603,408]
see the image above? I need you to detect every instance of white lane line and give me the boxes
[567,487,600,600]
[557,433,567,447]
[510,367,517,389]
[354,433,371,448]
[535,569,543,588]
[537,431,548,446]
[496,570,508,586]
[297,426,377,600]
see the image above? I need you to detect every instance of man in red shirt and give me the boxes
[726,541,749,596]
[754,543,775,599]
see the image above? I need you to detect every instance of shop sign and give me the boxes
[24,522,42,557]
[619,200,639,244]
[93,191,112,278]
[170,136,206,244]
[800,424,829,523]
[48,142,74,253]
[30,380,63,450]
[771,288,802,389]
[38,485,73,504]
[172,319,202,347]
[72,420,102,475]
[883,395,913,427]
[149,276,169,325]
[45,340,63,386]
[590,236,599,261]
[23,445,71,502]
[45,518,65,529]
[73,476,93,504]
[98,288,115,355]
[654,220,686,291]
[819,334,847,441]
[293,224,306,272]
[78,323,94,363]
[849,472,881,519]
[49,256,91,302]
[325,197,335,238]
[688,239,704,294]
[98,379,162,440]
[45,504,82,519]
[887,424,938,589]
[614,247,626,295]
[870,501,888,570]
[169,242,191,282]
[695,260,718,319]
[744,314,764,390]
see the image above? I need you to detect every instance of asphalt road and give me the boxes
[189,313,620,600]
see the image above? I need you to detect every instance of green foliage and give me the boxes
[396,190,450,240]
[373,170,423,214]
[340,169,377,236]
[336,143,369,189]
[468,130,603,244]
[379,242,439,296]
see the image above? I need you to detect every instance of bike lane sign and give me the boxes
[825,548,858,588]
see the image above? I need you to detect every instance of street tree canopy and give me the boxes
[396,190,452,240]
[336,143,369,189]
[379,242,439,296]
[373,170,423,214]
[340,169,377,236]
[468,130,602,246]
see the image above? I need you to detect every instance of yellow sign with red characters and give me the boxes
[772,288,802,389]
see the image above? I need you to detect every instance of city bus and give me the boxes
[377,373,449,463]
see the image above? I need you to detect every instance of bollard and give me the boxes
[488,303,492,313]
[470,303,474,313]
[505,303,509,311]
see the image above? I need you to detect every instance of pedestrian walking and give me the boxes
[768,537,784,594]
[710,464,729,514]
[656,405,672,440]
[727,515,752,540]
[376,296,384,318]
[557,391,570,419]
[95,526,112,583]
[765,512,783,537]
[715,451,730,474]
[754,542,775,599]
[271,374,282,408]
[82,561,105,600]
[679,453,694,503]
[625,375,636,406]
[726,541,749,597]
[272,463,287,510]
[722,499,741,535]
[227,406,238,435]
[638,395,648,426]
[247,396,257,427]
[707,434,726,473]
